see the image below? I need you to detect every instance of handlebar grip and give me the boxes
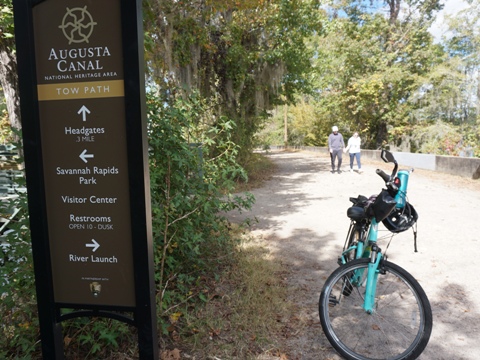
[376,169,391,183]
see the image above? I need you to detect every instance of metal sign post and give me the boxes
[13,0,158,358]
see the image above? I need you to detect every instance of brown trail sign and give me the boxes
[13,0,158,358]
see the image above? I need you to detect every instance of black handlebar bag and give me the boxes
[370,189,397,222]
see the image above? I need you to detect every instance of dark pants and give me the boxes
[331,149,343,171]
[349,152,361,169]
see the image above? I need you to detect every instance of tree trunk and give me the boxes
[0,40,22,143]
[477,71,480,119]
[376,120,388,149]
[284,104,288,147]
[387,0,401,24]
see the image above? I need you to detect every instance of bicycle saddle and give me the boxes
[347,206,367,221]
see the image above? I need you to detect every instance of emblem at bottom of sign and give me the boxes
[90,281,101,298]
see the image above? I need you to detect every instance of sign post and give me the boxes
[13,0,158,358]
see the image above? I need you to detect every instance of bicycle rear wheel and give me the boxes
[319,258,432,360]
[344,224,361,262]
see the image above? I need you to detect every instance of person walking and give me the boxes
[344,131,362,173]
[328,126,345,173]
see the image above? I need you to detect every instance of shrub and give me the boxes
[0,171,40,358]
[146,91,254,334]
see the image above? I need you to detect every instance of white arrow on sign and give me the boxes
[77,105,91,121]
[79,149,94,163]
[86,239,100,252]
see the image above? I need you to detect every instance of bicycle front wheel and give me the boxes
[319,258,432,360]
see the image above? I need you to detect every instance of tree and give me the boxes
[0,1,21,142]
[308,0,444,148]
[143,0,321,163]
[444,0,480,124]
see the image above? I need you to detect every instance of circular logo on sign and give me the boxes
[59,6,97,44]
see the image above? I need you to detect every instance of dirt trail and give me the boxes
[227,150,480,360]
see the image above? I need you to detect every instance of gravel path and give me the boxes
[227,149,480,360]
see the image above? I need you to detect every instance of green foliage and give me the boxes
[0,1,15,40]
[62,317,133,359]
[311,10,440,147]
[281,0,478,151]
[0,158,40,358]
[256,101,323,147]
[144,0,321,164]
[275,0,480,156]
[389,121,480,156]
[146,90,254,332]
[254,113,285,148]
[1,102,15,143]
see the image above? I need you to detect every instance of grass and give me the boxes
[161,152,290,359]
[176,234,290,358]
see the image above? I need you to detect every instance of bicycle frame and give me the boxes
[339,161,412,313]
[339,219,383,313]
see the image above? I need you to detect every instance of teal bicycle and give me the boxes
[319,150,432,360]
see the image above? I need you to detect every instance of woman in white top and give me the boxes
[344,132,362,173]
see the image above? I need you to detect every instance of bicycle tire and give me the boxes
[319,258,432,360]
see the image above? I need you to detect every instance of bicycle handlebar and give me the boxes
[376,160,399,193]
[376,168,391,183]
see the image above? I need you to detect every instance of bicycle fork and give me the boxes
[363,244,383,314]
